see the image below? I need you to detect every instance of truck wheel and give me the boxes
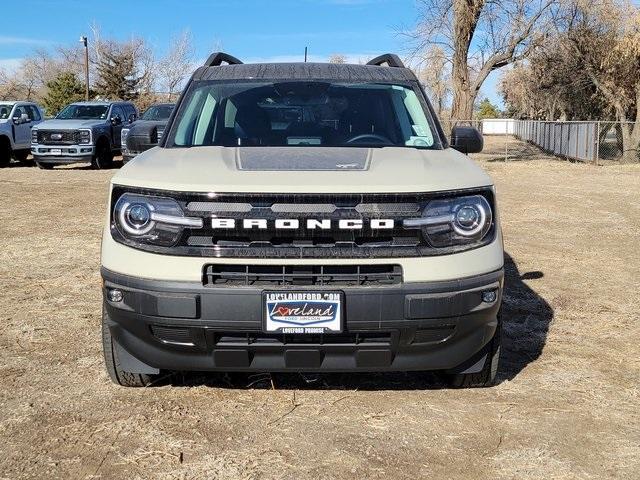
[102,306,159,387]
[447,309,502,388]
[37,162,54,169]
[13,150,31,164]
[92,142,114,169]
[0,138,10,167]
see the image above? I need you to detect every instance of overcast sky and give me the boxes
[0,0,504,107]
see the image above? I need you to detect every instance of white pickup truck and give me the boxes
[0,101,45,167]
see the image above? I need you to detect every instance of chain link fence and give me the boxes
[441,119,640,164]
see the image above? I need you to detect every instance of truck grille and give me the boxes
[204,264,402,286]
[37,130,80,145]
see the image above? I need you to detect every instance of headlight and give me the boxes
[155,127,164,143]
[31,129,38,143]
[403,194,493,248]
[121,128,129,148]
[112,193,203,247]
[79,129,91,144]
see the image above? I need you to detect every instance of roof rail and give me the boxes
[366,54,405,68]
[203,52,243,67]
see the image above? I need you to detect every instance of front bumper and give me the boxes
[32,144,94,164]
[102,267,503,373]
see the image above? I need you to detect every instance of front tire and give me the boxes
[0,139,11,167]
[13,150,32,164]
[36,162,54,169]
[447,309,502,388]
[102,306,159,387]
[92,142,114,170]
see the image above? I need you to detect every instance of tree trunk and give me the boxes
[451,86,475,120]
[620,121,640,163]
[450,0,484,120]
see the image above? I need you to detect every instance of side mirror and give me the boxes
[12,113,29,124]
[450,126,483,154]
[111,115,122,126]
[128,114,136,123]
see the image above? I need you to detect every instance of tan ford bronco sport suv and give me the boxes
[101,53,503,388]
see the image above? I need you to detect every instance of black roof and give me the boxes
[191,52,418,83]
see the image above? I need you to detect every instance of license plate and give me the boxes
[50,148,62,155]
[264,291,342,334]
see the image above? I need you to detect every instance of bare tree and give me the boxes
[409,0,554,119]
[328,54,347,64]
[158,30,195,101]
[563,0,640,162]
[0,69,23,100]
[417,46,451,117]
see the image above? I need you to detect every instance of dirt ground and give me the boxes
[1,138,639,479]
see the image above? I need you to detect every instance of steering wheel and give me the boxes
[346,133,393,145]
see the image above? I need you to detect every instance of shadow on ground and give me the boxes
[160,253,552,390]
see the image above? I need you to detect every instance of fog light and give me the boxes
[107,289,123,302]
[482,290,497,303]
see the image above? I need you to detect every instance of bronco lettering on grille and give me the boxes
[211,218,395,230]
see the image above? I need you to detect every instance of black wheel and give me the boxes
[447,309,502,388]
[0,138,11,167]
[92,142,114,169]
[102,306,159,387]
[13,150,31,164]
[36,162,54,170]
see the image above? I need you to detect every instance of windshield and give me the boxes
[56,104,109,120]
[170,81,439,149]
[142,104,174,121]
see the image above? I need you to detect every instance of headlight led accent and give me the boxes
[119,201,155,235]
[79,129,91,144]
[113,193,203,247]
[121,128,130,147]
[403,194,493,248]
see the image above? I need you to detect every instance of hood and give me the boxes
[35,118,106,130]
[127,120,167,137]
[113,146,493,194]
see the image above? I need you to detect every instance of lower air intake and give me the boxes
[204,264,403,287]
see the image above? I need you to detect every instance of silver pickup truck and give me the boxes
[0,101,45,167]
[31,101,137,169]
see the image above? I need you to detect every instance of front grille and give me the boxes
[150,325,194,345]
[37,130,80,145]
[204,264,402,287]
[110,187,496,258]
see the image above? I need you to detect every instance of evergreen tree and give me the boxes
[94,50,140,101]
[42,72,85,116]
[477,98,500,119]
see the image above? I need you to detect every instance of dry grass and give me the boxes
[0,142,639,479]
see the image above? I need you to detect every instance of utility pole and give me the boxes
[304,46,308,63]
[80,36,89,101]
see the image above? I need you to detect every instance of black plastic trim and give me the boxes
[102,268,503,373]
[366,54,405,68]
[203,52,243,67]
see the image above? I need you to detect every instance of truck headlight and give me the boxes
[79,129,91,144]
[112,193,203,247]
[403,194,493,248]
[31,129,38,144]
[121,128,130,148]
